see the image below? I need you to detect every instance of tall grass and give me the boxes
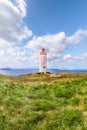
[0,73,87,129]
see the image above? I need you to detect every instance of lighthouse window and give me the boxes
[43,66,46,68]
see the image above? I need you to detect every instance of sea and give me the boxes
[0,68,87,76]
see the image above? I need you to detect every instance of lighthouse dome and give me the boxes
[40,48,47,55]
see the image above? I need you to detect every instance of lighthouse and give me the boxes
[39,48,47,74]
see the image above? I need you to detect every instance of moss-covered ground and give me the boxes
[0,73,87,130]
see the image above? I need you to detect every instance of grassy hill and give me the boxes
[0,73,87,130]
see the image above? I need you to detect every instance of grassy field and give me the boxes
[0,73,87,130]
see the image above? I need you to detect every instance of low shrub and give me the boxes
[44,109,84,130]
[83,97,87,111]
[55,87,75,99]
[70,97,80,106]
[32,100,56,111]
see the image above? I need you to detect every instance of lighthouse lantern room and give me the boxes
[39,48,47,74]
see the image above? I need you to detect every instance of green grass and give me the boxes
[0,73,87,129]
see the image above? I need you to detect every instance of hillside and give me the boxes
[0,73,87,130]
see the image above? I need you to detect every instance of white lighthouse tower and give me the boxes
[39,48,47,74]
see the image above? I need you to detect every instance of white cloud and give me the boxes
[7,46,28,60]
[26,29,87,62]
[15,0,27,17]
[7,47,18,56]
[26,32,66,61]
[63,53,87,62]
[63,54,72,60]
[0,0,32,47]
[0,50,4,55]
[66,29,87,44]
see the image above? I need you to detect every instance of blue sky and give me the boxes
[27,0,87,35]
[0,0,87,69]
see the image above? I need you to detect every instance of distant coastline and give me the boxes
[0,68,87,76]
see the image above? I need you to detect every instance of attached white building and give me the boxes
[39,48,47,74]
